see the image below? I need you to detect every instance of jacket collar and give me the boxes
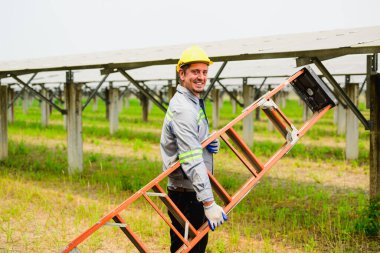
[176,85,199,105]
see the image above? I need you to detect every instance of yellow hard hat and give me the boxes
[176,45,213,72]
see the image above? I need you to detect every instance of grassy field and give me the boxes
[0,94,379,253]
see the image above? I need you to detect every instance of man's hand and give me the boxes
[204,202,227,231]
[206,138,220,154]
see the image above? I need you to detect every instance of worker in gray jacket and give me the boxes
[160,45,227,253]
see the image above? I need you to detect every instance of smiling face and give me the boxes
[179,63,208,98]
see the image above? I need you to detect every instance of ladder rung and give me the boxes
[207,171,232,205]
[220,133,258,177]
[143,193,190,247]
[226,128,264,172]
[262,107,289,138]
[112,214,149,252]
[152,184,198,238]
[146,192,167,197]
[105,222,127,227]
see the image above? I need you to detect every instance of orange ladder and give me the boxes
[60,66,337,253]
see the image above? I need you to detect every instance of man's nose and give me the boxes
[197,72,206,79]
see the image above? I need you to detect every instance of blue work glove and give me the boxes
[204,202,228,231]
[206,138,220,154]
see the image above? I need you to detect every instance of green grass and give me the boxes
[1,95,378,252]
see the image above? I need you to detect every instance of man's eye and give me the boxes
[203,71,208,76]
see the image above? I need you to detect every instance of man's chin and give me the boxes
[195,89,204,95]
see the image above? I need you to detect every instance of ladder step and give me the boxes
[152,184,198,238]
[225,127,264,173]
[207,171,232,205]
[220,133,258,177]
[262,107,289,138]
[105,222,127,227]
[145,192,167,197]
[143,193,190,247]
[112,214,149,252]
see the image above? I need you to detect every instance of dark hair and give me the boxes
[180,64,190,74]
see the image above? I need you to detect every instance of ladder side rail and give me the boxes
[263,69,304,100]
[182,110,331,253]
[180,166,264,252]
[142,193,190,247]
[263,105,331,170]
[298,106,332,136]
[264,141,293,170]
[62,69,307,253]
[62,162,181,252]
[178,222,210,253]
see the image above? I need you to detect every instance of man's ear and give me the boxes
[179,69,185,81]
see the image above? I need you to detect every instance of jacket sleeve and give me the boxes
[171,107,214,202]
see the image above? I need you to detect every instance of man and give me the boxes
[160,45,227,253]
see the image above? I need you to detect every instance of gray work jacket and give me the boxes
[160,85,214,202]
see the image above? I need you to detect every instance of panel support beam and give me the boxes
[82,73,109,111]
[296,54,345,67]
[203,61,228,100]
[118,68,167,113]
[216,80,243,107]
[8,74,37,108]
[312,57,370,130]
[11,74,66,115]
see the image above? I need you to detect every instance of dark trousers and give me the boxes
[167,189,208,253]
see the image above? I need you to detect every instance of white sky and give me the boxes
[1,0,379,61]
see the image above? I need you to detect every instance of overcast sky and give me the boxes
[1,0,379,61]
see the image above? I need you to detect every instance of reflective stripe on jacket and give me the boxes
[160,85,214,202]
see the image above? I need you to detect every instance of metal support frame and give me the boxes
[82,73,109,111]
[358,77,367,97]
[202,61,228,99]
[254,77,267,100]
[7,74,37,108]
[118,84,131,99]
[118,68,167,113]
[10,74,66,115]
[50,89,65,104]
[141,81,168,105]
[312,57,370,130]
[216,80,243,107]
